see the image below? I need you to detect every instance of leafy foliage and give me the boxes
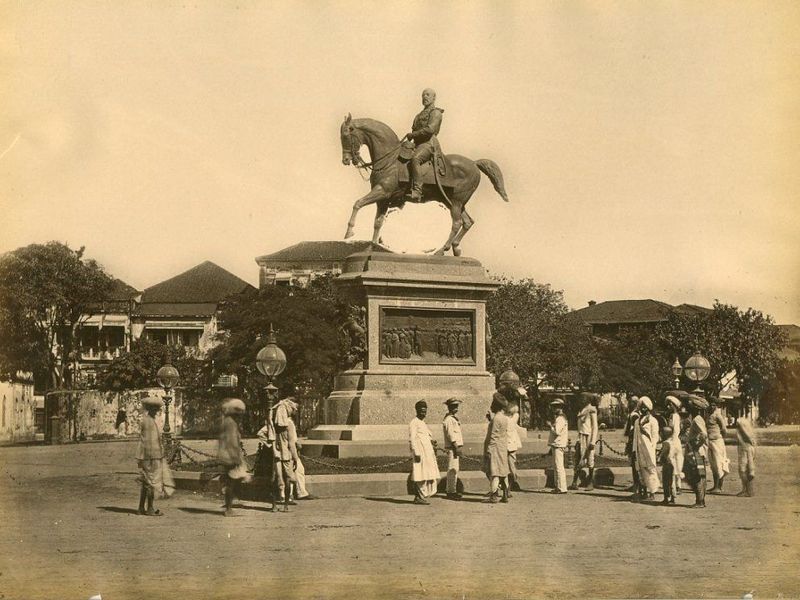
[760,358,800,424]
[657,302,787,403]
[487,278,593,388]
[97,337,213,432]
[0,242,115,390]
[208,276,355,432]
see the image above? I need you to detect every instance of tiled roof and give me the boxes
[255,240,390,264]
[108,278,140,301]
[139,261,254,304]
[570,299,676,324]
[674,303,713,316]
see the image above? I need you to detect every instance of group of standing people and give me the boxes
[622,393,756,508]
[409,382,525,505]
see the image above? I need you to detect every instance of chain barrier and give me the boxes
[598,437,627,457]
[298,452,412,472]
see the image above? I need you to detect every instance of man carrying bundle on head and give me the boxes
[483,392,511,503]
[135,396,174,516]
[570,392,599,491]
[218,398,252,517]
[684,394,709,508]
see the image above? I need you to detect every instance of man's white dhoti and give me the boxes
[634,414,660,494]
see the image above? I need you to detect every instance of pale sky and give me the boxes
[2,1,799,323]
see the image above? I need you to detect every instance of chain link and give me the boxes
[599,438,627,457]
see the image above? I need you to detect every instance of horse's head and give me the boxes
[340,113,362,166]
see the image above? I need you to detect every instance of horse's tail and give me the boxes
[476,159,509,202]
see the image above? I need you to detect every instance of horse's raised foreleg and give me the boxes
[344,186,387,239]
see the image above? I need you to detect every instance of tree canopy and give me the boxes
[657,302,787,403]
[0,242,115,390]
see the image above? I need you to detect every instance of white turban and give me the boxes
[666,395,681,409]
[639,396,653,411]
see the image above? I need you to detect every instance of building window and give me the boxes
[146,329,201,347]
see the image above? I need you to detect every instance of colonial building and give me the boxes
[255,240,389,288]
[570,299,712,338]
[131,261,255,357]
[75,278,141,386]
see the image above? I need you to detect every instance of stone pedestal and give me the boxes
[315,251,499,445]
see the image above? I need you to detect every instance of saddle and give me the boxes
[397,142,455,195]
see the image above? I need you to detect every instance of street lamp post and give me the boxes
[255,324,287,416]
[156,363,180,437]
[683,351,711,395]
[671,357,683,389]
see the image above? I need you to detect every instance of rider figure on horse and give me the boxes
[403,88,444,201]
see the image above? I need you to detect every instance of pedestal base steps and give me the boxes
[302,423,535,458]
[172,467,629,499]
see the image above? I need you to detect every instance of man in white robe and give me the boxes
[410,400,439,505]
[634,396,660,500]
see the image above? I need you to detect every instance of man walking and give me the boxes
[442,398,463,500]
[136,396,173,516]
[547,399,568,494]
[570,392,599,491]
[409,401,439,505]
[218,398,251,517]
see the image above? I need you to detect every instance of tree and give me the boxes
[487,278,596,426]
[657,302,787,406]
[761,358,800,424]
[98,337,213,433]
[0,242,115,390]
[589,326,673,398]
[208,276,355,433]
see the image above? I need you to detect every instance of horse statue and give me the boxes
[340,114,509,256]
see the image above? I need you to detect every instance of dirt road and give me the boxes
[1,441,798,599]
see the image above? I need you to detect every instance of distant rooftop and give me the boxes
[138,261,254,306]
[570,299,678,325]
[255,240,390,265]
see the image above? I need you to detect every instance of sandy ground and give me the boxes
[1,440,799,599]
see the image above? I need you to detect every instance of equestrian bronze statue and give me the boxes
[340,95,509,257]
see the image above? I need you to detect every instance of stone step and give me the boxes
[308,423,531,442]
[172,467,632,499]
[299,437,550,458]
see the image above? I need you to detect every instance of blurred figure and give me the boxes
[507,402,522,494]
[735,415,757,497]
[659,426,677,504]
[218,398,251,517]
[665,395,685,496]
[570,392,599,491]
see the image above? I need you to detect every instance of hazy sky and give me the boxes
[2,1,799,323]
